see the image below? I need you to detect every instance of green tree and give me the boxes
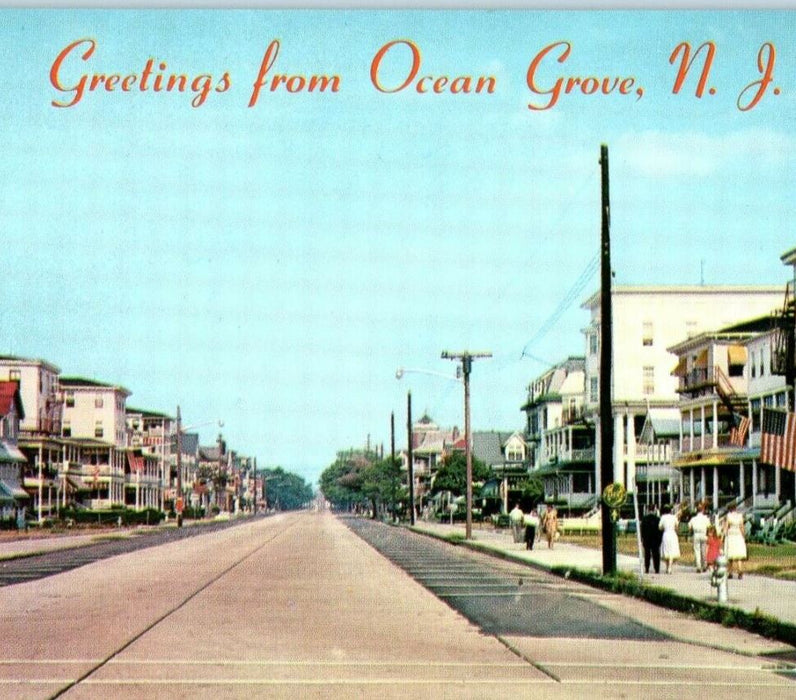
[431,451,491,497]
[360,457,406,519]
[515,475,545,511]
[319,449,374,511]
[262,467,314,511]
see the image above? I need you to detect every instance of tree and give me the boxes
[262,467,314,511]
[319,450,407,518]
[515,475,545,511]
[430,451,491,497]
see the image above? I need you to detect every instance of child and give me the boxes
[706,524,722,572]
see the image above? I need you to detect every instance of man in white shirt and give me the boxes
[688,503,711,573]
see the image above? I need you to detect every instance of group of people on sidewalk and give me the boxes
[641,501,748,577]
[509,504,558,551]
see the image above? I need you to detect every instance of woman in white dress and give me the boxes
[723,503,748,579]
[658,504,680,574]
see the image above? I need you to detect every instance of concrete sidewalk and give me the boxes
[410,520,796,628]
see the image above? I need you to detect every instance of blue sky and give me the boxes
[1,10,794,486]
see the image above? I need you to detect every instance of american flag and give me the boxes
[729,414,750,447]
[760,408,796,471]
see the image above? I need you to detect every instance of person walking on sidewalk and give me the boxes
[659,504,681,574]
[723,502,748,579]
[641,505,662,574]
[509,503,524,544]
[688,503,710,573]
[524,509,540,550]
[542,506,559,549]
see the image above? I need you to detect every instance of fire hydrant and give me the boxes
[710,554,728,603]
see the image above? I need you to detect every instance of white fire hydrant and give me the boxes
[710,554,728,603]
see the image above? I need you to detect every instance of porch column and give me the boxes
[713,465,719,511]
[626,411,637,494]
[740,461,745,501]
[689,407,695,450]
[752,460,758,508]
[700,405,706,451]
[776,463,781,503]
[700,466,706,501]
[712,401,718,449]
[690,469,695,505]
[614,412,625,488]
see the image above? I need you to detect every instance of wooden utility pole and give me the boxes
[441,350,492,540]
[407,392,415,526]
[176,405,183,528]
[599,144,616,574]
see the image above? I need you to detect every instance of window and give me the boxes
[750,399,761,431]
[751,351,757,378]
[65,391,75,408]
[686,321,698,338]
[95,396,104,408]
[590,377,599,403]
[642,321,653,346]
[642,366,655,395]
[589,332,599,355]
[94,422,104,439]
[62,422,71,438]
[9,369,20,381]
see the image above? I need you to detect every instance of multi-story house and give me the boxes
[406,414,459,511]
[0,356,62,521]
[522,357,595,511]
[669,323,761,511]
[0,381,27,523]
[126,408,175,511]
[60,377,132,509]
[581,285,782,497]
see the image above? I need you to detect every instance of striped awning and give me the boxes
[694,349,709,368]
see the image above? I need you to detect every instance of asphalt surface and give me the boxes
[0,517,257,587]
[346,517,665,640]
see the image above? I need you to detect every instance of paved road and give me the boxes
[1,511,793,698]
[0,517,256,587]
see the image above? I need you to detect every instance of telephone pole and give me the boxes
[441,350,492,540]
[599,144,617,575]
[407,392,415,526]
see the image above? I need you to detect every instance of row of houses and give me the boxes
[0,357,259,525]
[405,246,796,523]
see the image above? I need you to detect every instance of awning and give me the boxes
[0,442,26,463]
[0,479,29,501]
[728,345,748,365]
[694,349,708,368]
[671,357,687,377]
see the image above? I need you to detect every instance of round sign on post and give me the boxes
[602,482,626,522]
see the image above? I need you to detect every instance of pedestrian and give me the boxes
[706,524,722,571]
[723,502,748,579]
[688,503,710,573]
[640,504,662,574]
[658,504,680,574]
[524,509,540,550]
[509,503,524,543]
[542,506,558,549]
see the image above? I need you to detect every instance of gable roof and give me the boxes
[0,381,24,420]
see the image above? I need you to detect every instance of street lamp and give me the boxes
[174,406,224,527]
